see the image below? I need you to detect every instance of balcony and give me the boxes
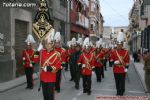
[76,12,89,29]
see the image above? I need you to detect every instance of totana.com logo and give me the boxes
[2,0,37,8]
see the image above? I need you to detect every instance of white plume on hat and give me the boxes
[106,44,108,48]
[25,34,36,44]
[96,40,100,48]
[67,41,71,47]
[54,32,61,42]
[96,38,103,48]
[123,42,126,49]
[99,38,102,43]
[45,28,55,43]
[109,44,113,48]
[83,37,90,47]
[102,43,105,48]
[37,42,43,51]
[71,37,76,45]
[77,38,83,45]
[117,32,124,44]
[90,41,93,47]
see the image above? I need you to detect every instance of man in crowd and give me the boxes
[110,29,130,96]
[143,49,150,93]
[78,37,95,95]
[22,34,36,89]
[39,29,61,100]
[54,32,66,93]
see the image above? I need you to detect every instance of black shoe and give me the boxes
[56,89,60,93]
[87,91,91,95]
[83,90,87,93]
[69,78,73,81]
[75,85,79,90]
[28,87,33,89]
[97,79,101,82]
[97,80,101,82]
[25,86,29,89]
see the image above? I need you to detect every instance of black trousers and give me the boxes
[114,73,126,96]
[82,75,91,93]
[65,62,68,71]
[69,64,75,80]
[95,67,103,82]
[74,70,81,87]
[55,69,61,91]
[25,67,33,88]
[109,61,113,67]
[101,67,104,78]
[103,59,107,70]
[42,82,55,100]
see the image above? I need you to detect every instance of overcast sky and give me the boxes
[100,0,134,27]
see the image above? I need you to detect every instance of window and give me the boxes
[91,2,95,11]
[91,24,94,30]
[60,0,67,7]
[71,0,73,10]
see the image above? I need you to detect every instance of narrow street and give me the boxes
[0,61,147,100]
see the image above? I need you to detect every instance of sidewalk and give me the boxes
[131,56,150,97]
[0,73,39,93]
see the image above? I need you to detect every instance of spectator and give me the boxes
[143,50,150,93]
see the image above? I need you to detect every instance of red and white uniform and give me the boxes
[78,52,95,75]
[103,48,109,60]
[90,47,95,53]
[110,49,130,73]
[94,51,104,68]
[55,47,66,64]
[66,48,75,62]
[22,49,35,68]
[40,49,61,82]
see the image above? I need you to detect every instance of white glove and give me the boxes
[82,64,86,68]
[61,66,63,69]
[114,60,120,64]
[23,57,25,61]
[37,43,43,51]
[125,68,128,72]
[43,66,47,72]
[30,63,33,67]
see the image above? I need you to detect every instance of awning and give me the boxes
[71,24,89,36]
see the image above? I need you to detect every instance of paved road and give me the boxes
[0,62,147,100]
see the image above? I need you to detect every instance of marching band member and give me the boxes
[54,32,66,93]
[78,37,95,95]
[40,29,61,100]
[94,40,104,82]
[110,29,130,96]
[69,38,83,89]
[68,38,76,81]
[22,34,36,89]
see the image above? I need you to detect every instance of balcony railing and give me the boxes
[76,12,89,28]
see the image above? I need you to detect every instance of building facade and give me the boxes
[88,0,104,37]
[102,26,112,46]
[70,0,90,39]
[0,0,69,82]
[128,0,150,53]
